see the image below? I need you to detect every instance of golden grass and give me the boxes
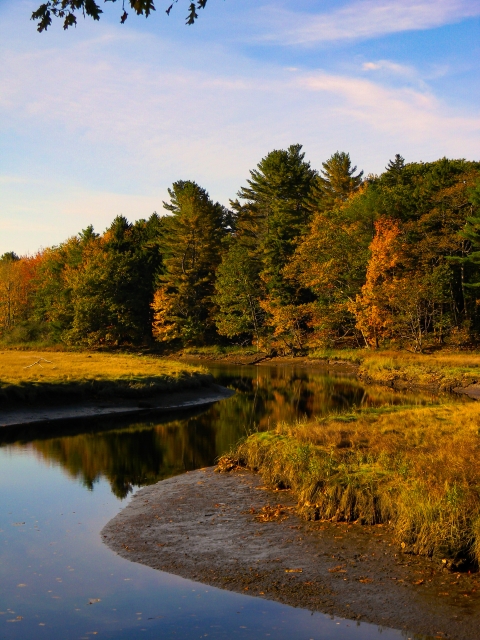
[230,400,480,568]
[310,348,480,391]
[0,351,210,403]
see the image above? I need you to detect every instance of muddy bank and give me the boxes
[102,467,480,640]
[0,384,233,428]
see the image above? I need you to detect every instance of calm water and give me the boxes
[0,363,431,639]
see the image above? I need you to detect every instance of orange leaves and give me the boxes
[349,218,404,348]
[0,253,42,333]
[253,504,293,523]
[259,297,310,351]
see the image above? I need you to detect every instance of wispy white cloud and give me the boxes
[258,0,480,45]
[300,70,480,144]
[1,15,479,254]
[362,60,414,76]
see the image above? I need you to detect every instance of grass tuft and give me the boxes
[309,348,480,391]
[230,401,480,569]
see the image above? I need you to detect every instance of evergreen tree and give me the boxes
[231,144,317,299]
[229,144,317,350]
[213,242,264,348]
[383,154,406,186]
[311,151,363,213]
[152,181,229,345]
[447,182,480,288]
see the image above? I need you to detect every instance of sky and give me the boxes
[0,0,479,255]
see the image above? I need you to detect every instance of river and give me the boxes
[0,362,431,639]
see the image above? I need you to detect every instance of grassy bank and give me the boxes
[310,349,480,391]
[0,351,211,404]
[226,401,480,569]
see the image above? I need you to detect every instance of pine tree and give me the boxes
[230,144,317,350]
[152,181,229,345]
[231,144,317,299]
[383,154,406,186]
[311,151,363,213]
[447,182,480,289]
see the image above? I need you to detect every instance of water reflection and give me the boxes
[1,363,439,499]
[0,364,433,640]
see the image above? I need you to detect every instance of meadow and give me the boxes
[227,398,480,569]
[0,350,210,403]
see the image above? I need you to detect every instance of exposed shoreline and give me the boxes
[103,467,480,640]
[0,384,234,428]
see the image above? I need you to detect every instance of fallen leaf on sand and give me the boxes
[328,566,346,573]
[254,505,293,522]
[285,568,303,573]
[413,579,424,586]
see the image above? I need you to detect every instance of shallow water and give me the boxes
[0,363,431,639]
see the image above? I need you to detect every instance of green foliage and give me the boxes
[310,151,364,213]
[31,0,208,31]
[213,242,264,347]
[32,214,163,346]
[4,150,480,353]
[152,181,230,345]
[232,143,317,298]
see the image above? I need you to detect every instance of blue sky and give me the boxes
[1,0,479,255]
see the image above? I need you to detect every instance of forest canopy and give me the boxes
[2,147,480,353]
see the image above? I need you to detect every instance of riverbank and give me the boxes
[0,384,234,428]
[0,350,211,405]
[102,466,480,640]
[179,347,480,398]
[230,401,480,572]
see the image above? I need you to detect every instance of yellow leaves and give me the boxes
[259,297,310,350]
[328,565,346,573]
[151,287,181,342]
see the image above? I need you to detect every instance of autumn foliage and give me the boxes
[1,150,480,352]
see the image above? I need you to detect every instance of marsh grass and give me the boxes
[0,351,210,404]
[182,345,260,357]
[232,401,480,568]
[310,348,480,391]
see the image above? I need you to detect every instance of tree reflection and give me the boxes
[3,364,436,499]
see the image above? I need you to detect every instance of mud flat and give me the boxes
[0,384,233,428]
[102,467,480,640]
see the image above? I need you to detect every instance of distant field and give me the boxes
[0,351,211,403]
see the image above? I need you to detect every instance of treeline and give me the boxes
[2,145,480,352]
